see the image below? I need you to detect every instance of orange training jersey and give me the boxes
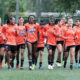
[55,25,64,41]
[45,24,57,46]
[74,26,80,45]
[2,24,17,45]
[37,26,46,48]
[0,26,4,44]
[63,27,75,47]
[16,25,26,45]
[25,23,39,43]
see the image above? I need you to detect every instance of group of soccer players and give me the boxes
[0,15,80,70]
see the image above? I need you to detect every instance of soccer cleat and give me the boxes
[20,66,24,69]
[8,66,11,71]
[0,62,3,68]
[75,63,79,68]
[52,64,55,68]
[29,66,34,70]
[16,65,19,68]
[4,63,7,67]
[48,65,51,69]
[61,61,64,66]
[32,64,35,70]
[78,64,80,68]
[50,66,53,69]
[39,65,43,69]
[48,65,53,69]
[56,62,62,67]
[70,65,73,70]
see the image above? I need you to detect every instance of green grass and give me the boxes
[0,48,80,80]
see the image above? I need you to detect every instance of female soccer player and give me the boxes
[63,18,75,70]
[0,17,5,68]
[16,17,26,69]
[2,17,17,70]
[55,19,64,67]
[25,15,39,70]
[45,18,57,69]
[73,19,80,67]
[36,20,46,69]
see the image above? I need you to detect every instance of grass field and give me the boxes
[0,48,80,80]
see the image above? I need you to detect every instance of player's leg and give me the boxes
[10,46,17,68]
[39,48,44,69]
[20,44,25,69]
[56,43,63,67]
[75,45,79,67]
[63,47,69,68]
[0,45,5,68]
[32,42,37,69]
[16,45,20,68]
[70,46,75,70]
[27,42,33,70]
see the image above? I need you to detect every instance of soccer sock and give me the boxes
[75,59,78,63]
[39,62,42,66]
[48,60,51,65]
[21,58,24,67]
[1,55,3,62]
[29,59,32,66]
[34,58,37,65]
[51,61,53,66]
[79,60,80,64]
[70,63,73,70]
[16,60,19,66]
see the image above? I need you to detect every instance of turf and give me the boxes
[0,48,80,80]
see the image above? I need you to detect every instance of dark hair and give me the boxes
[49,17,55,25]
[7,16,15,24]
[55,19,61,24]
[40,20,45,25]
[49,17,55,21]
[76,19,80,21]
[28,15,35,22]
[19,16,23,19]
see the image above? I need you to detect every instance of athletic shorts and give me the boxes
[37,47,44,52]
[26,41,37,45]
[5,45,17,52]
[56,41,64,46]
[17,44,25,51]
[75,45,80,52]
[65,45,75,52]
[0,44,4,48]
[47,45,56,50]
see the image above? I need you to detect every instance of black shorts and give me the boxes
[56,41,64,46]
[65,45,75,52]
[75,45,80,52]
[37,47,44,52]
[47,45,56,50]
[17,44,25,51]
[0,44,4,48]
[27,41,37,45]
[5,45,17,52]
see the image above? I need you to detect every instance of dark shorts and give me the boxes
[75,45,80,52]
[5,45,17,52]
[56,41,64,46]
[0,44,4,48]
[17,44,25,51]
[26,41,37,45]
[65,45,75,52]
[47,45,56,50]
[37,47,44,52]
